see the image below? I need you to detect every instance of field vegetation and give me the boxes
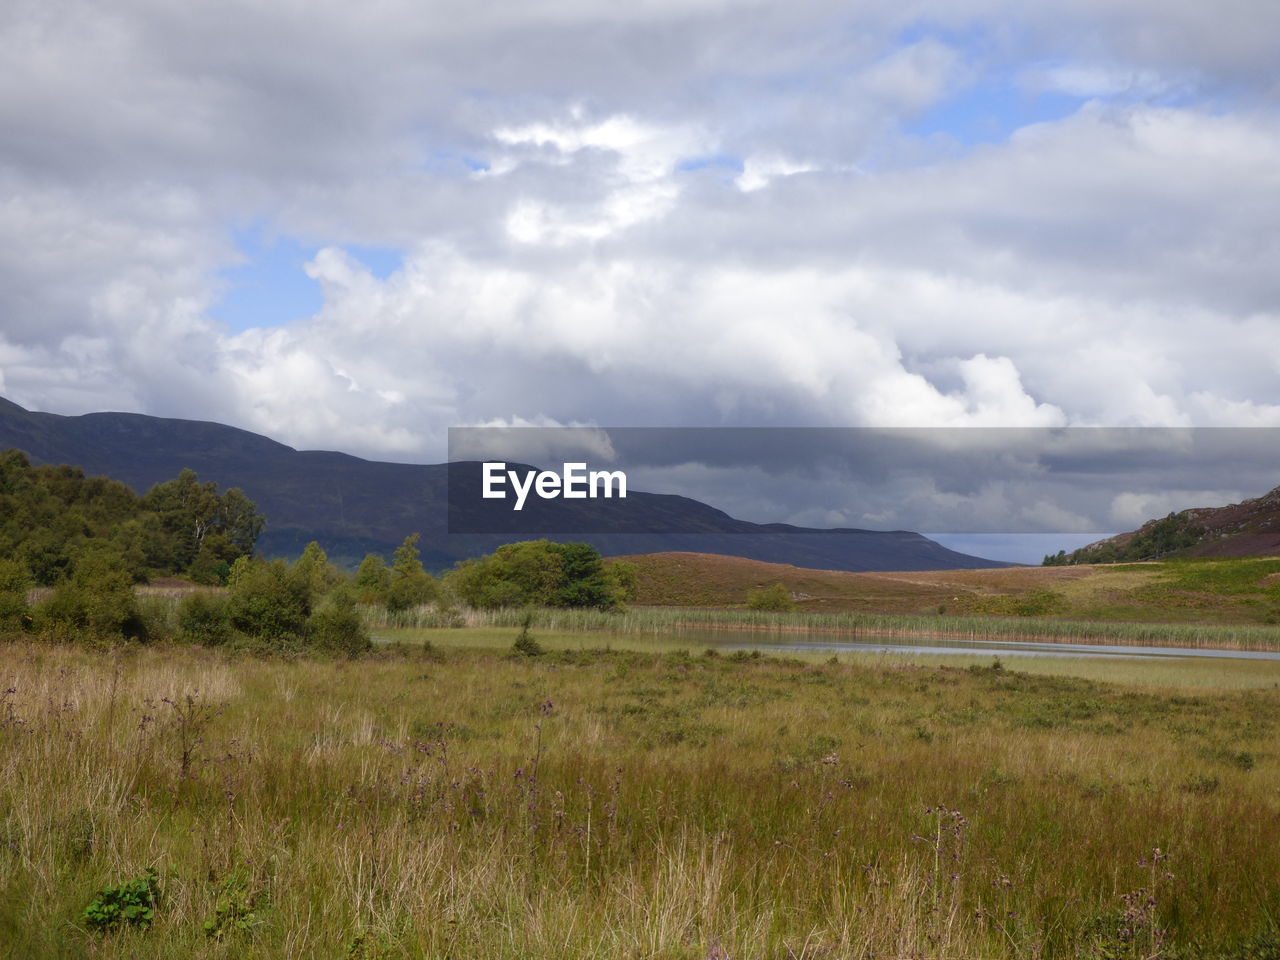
[417,604,1280,651]
[610,553,1280,627]
[6,456,1280,957]
[6,635,1280,958]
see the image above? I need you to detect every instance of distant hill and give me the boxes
[1054,485,1280,564]
[612,550,1280,625]
[0,396,1009,572]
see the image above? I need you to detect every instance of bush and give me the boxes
[186,547,232,586]
[176,591,233,646]
[511,613,544,657]
[307,592,372,658]
[31,553,145,642]
[746,583,796,612]
[135,596,175,641]
[227,559,311,642]
[0,559,30,637]
[30,583,89,642]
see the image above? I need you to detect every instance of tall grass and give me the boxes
[445,604,1280,650]
[4,641,1278,957]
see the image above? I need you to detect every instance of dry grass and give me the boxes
[611,552,1280,625]
[3,638,1280,958]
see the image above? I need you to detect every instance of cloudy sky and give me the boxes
[2,2,1279,487]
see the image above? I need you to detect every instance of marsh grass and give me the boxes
[412,604,1280,651]
[3,640,1280,957]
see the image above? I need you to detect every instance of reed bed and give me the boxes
[366,603,1280,651]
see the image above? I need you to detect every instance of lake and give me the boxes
[680,629,1280,661]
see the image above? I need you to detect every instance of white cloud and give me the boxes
[735,155,816,193]
[1,0,1279,466]
[863,38,965,112]
[1109,489,1245,528]
[1038,64,1169,99]
[490,113,710,242]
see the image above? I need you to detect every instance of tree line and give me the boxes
[1043,512,1206,565]
[0,450,634,651]
[0,450,263,586]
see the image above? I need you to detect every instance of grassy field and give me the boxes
[5,633,1280,958]
[610,553,1280,626]
[371,603,1280,651]
[380,623,1280,689]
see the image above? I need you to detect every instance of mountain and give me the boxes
[1057,485,1280,563]
[0,397,1009,572]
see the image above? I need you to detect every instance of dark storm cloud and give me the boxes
[450,427,1280,532]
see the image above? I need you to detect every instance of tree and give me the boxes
[141,470,263,578]
[386,534,436,612]
[607,560,638,602]
[549,541,616,608]
[446,540,624,610]
[294,541,341,598]
[354,553,392,603]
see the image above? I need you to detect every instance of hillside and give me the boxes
[613,550,1280,624]
[0,397,1007,573]
[1053,484,1280,564]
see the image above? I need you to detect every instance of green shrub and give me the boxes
[82,868,160,932]
[136,596,175,641]
[307,592,372,658]
[78,552,145,638]
[511,613,544,657]
[31,553,145,642]
[746,583,796,611]
[177,591,233,645]
[227,559,311,642]
[0,559,30,637]
[30,583,89,642]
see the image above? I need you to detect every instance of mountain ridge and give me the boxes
[1059,486,1280,563]
[0,397,1011,572]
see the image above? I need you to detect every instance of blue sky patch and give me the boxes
[907,76,1088,147]
[677,153,744,173]
[213,226,402,332]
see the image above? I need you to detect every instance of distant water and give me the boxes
[677,630,1280,661]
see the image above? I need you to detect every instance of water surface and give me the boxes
[679,629,1280,661]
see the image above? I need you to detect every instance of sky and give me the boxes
[2,1,1279,555]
